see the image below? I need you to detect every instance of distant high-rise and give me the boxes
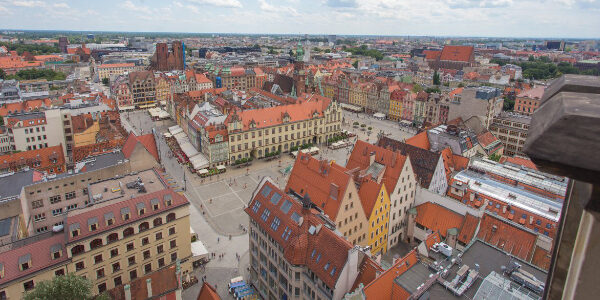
[58,37,68,53]
[150,41,184,71]
[327,34,337,44]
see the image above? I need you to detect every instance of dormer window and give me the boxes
[19,254,32,271]
[151,198,160,211]
[88,217,98,231]
[70,223,80,238]
[51,244,62,260]
[164,194,172,207]
[136,203,146,216]
[121,207,130,221]
[104,212,115,226]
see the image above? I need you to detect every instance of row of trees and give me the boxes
[3,69,67,81]
[0,42,59,55]
[342,45,384,61]
[491,57,599,79]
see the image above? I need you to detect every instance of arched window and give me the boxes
[90,238,103,250]
[123,227,134,238]
[71,244,85,256]
[107,233,118,244]
[153,217,162,227]
[166,213,176,223]
[138,222,149,232]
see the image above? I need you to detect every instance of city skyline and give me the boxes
[0,0,599,39]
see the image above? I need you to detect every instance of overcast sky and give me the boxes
[0,0,598,38]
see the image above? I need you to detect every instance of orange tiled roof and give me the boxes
[415,202,465,238]
[230,96,331,131]
[98,63,135,69]
[423,50,441,60]
[439,45,474,62]
[351,256,384,291]
[109,263,179,300]
[499,156,538,170]
[121,132,159,161]
[477,214,536,261]
[358,178,383,217]
[196,282,221,300]
[440,147,469,181]
[346,140,408,192]
[71,114,95,134]
[286,153,352,220]
[424,231,442,249]
[0,145,65,173]
[405,131,430,150]
[459,213,479,244]
[449,87,464,97]
[477,131,498,148]
[531,246,552,271]
[362,249,418,300]
[0,56,43,69]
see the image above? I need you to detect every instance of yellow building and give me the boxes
[0,169,192,299]
[96,63,136,81]
[227,94,341,163]
[155,73,171,104]
[359,179,390,255]
[389,94,403,121]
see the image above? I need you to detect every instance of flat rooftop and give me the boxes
[454,170,562,222]
[428,240,547,299]
[87,169,166,206]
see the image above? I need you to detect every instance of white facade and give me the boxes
[387,157,418,248]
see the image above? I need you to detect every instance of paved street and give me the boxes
[120,109,417,299]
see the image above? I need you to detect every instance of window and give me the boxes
[52,208,63,216]
[171,252,178,262]
[94,254,103,264]
[143,250,151,260]
[114,276,122,287]
[261,208,271,222]
[112,262,120,272]
[23,280,34,291]
[168,227,175,235]
[126,242,134,252]
[65,191,76,200]
[157,244,164,254]
[49,195,61,204]
[98,283,106,293]
[270,216,281,231]
[96,268,105,279]
[33,213,45,222]
[144,263,152,274]
[55,269,65,276]
[170,240,177,249]
[32,200,44,209]
[252,201,261,213]
[75,261,85,271]
[130,270,137,280]
[128,256,136,266]
[156,232,163,240]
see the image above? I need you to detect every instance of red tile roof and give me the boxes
[71,114,95,134]
[0,233,68,286]
[0,145,65,174]
[423,50,441,60]
[405,131,430,150]
[362,249,418,300]
[531,246,552,271]
[517,85,545,100]
[245,181,353,289]
[121,132,159,161]
[358,178,383,217]
[440,147,469,181]
[499,156,538,170]
[285,154,352,220]
[229,96,331,131]
[415,202,464,238]
[477,131,498,148]
[346,140,408,192]
[459,213,479,244]
[196,282,221,300]
[98,63,135,69]
[351,256,384,291]
[477,214,536,261]
[439,45,474,62]
[66,188,188,243]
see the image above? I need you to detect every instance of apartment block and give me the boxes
[96,63,137,82]
[489,112,531,156]
[245,178,380,300]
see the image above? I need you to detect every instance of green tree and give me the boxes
[0,116,3,126]
[0,68,5,79]
[528,55,535,62]
[102,77,109,86]
[503,96,515,111]
[433,71,441,85]
[488,153,502,162]
[412,84,423,93]
[24,274,109,300]
[288,49,294,57]
[457,82,464,88]
[352,60,358,69]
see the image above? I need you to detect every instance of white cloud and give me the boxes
[53,3,70,9]
[189,0,243,8]
[10,1,44,7]
[258,0,300,16]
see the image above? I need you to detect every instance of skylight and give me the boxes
[252,201,261,213]
[291,212,301,224]
[270,192,282,205]
[261,185,272,197]
[280,199,293,214]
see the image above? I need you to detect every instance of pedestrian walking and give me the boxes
[217,237,220,243]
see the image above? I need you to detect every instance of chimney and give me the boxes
[146,278,152,298]
[124,284,131,300]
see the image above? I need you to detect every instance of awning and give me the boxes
[160,100,167,105]
[168,125,183,135]
[191,240,209,260]
[309,147,319,154]
[158,110,170,119]
[190,154,209,170]
[216,165,226,170]
[373,113,386,119]
[138,103,156,109]
[119,105,135,111]
[198,169,208,175]
[300,149,310,154]
[340,103,363,112]
[163,132,172,138]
